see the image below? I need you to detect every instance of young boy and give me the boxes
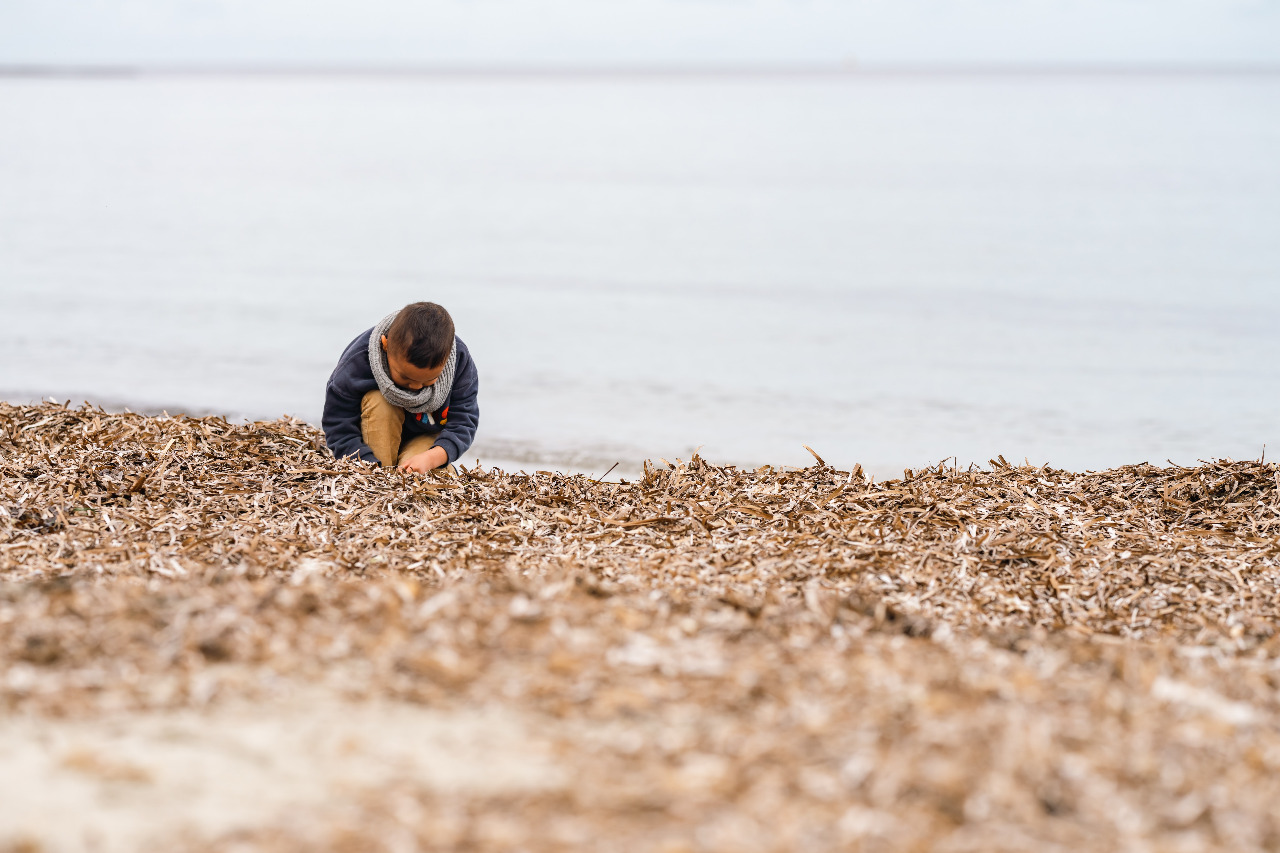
[322,302,479,472]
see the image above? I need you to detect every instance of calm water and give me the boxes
[2,73,1278,476]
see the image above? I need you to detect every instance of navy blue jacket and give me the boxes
[322,329,479,465]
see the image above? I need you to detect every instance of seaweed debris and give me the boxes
[3,401,1280,852]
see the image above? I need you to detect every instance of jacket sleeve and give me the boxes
[431,355,480,465]
[322,380,379,465]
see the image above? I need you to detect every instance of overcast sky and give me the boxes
[1,0,1278,67]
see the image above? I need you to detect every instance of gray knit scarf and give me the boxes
[368,313,457,425]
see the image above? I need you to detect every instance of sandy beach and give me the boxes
[3,400,1280,851]
[4,1,1279,850]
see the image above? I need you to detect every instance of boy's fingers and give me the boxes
[398,454,430,473]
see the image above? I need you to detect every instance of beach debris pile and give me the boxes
[3,401,1280,852]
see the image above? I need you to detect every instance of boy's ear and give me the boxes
[380,334,388,352]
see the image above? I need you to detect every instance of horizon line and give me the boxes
[2,61,1279,79]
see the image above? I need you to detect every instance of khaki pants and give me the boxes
[361,390,440,468]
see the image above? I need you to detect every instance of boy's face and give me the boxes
[381,335,447,391]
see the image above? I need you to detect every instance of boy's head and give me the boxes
[380,302,455,391]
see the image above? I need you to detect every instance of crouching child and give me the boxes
[322,302,479,472]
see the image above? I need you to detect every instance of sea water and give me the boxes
[1,72,1278,477]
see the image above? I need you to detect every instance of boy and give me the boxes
[322,302,479,472]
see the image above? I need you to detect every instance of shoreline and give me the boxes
[5,63,1280,79]
[0,393,651,481]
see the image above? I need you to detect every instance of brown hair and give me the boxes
[386,302,455,369]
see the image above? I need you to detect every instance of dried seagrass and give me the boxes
[3,401,1280,853]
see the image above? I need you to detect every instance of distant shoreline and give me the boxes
[3,63,1279,80]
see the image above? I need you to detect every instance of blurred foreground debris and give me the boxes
[3,402,1280,852]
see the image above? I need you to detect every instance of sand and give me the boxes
[0,687,561,852]
[3,401,1280,852]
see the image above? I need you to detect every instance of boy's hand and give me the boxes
[399,445,448,474]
